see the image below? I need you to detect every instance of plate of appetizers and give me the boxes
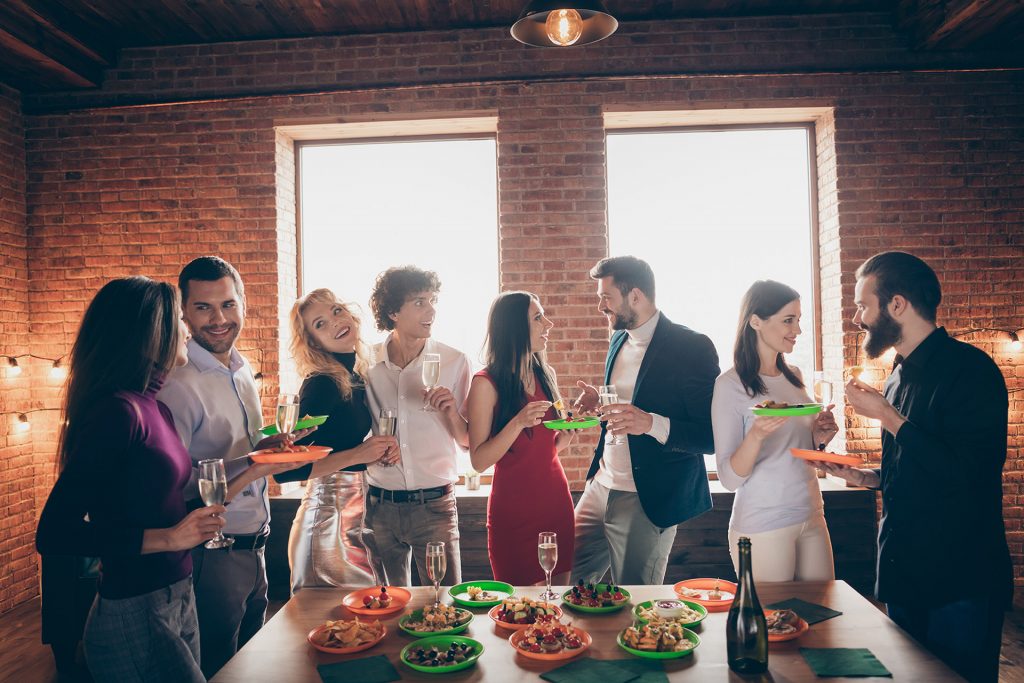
[449,580,514,608]
[790,448,862,466]
[489,598,562,630]
[673,579,737,612]
[248,444,331,464]
[259,414,329,436]
[342,585,410,617]
[617,623,700,659]
[633,599,707,628]
[750,401,822,417]
[401,636,483,673]
[307,618,385,654]
[765,608,810,642]
[562,581,631,613]
[399,605,474,636]
[509,617,591,661]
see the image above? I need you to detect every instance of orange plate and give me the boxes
[765,610,810,642]
[509,626,592,660]
[249,445,331,464]
[307,623,387,654]
[488,604,563,630]
[342,586,411,617]
[672,579,737,612]
[790,448,862,467]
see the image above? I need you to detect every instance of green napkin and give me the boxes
[316,655,400,683]
[541,658,644,683]
[767,597,843,624]
[800,648,892,678]
[613,659,669,683]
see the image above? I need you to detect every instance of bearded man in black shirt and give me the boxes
[818,251,1011,683]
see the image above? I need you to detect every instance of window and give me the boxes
[606,126,818,471]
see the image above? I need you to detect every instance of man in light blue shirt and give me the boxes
[160,256,310,678]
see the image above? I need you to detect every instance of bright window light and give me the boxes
[607,127,817,472]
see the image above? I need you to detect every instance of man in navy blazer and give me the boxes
[571,256,719,585]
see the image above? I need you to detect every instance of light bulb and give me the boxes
[16,413,30,433]
[1011,332,1022,353]
[50,358,67,380]
[5,357,21,378]
[545,8,583,46]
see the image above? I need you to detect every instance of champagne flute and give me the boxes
[812,372,834,451]
[198,459,233,549]
[420,353,442,412]
[276,393,299,439]
[426,541,446,607]
[538,532,558,603]
[377,408,397,467]
[598,384,626,446]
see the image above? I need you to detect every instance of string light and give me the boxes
[5,356,21,377]
[1011,332,1022,353]
[949,327,1023,352]
[15,413,30,433]
[49,357,67,380]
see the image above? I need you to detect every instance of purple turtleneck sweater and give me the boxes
[36,376,194,599]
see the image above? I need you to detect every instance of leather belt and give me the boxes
[223,533,269,551]
[368,484,452,504]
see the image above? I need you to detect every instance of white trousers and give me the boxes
[728,513,835,582]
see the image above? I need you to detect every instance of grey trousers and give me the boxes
[570,479,677,585]
[363,490,462,588]
[191,546,268,679]
[83,576,203,683]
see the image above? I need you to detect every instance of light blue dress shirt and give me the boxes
[158,339,269,535]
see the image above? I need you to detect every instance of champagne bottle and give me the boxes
[727,536,768,674]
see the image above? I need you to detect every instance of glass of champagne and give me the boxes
[198,458,233,549]
[598,384,626,445]
[420,353,442,412]
[276,393,299,439]
[426,541,446,607]
[538,531,558,603]
[813,371,833,407]
[378,408,397,467]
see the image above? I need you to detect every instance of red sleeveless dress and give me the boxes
[477,370,575,584]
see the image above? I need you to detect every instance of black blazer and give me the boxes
[586,313,720,528]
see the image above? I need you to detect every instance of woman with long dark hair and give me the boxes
[466,291,575,584]
[275,288,399,591]
[36,277,226,682]
[711,280,839,581]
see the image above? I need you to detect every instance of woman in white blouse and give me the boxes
[712,280,839,581]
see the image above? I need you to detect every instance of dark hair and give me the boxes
[369,266,442,331]
[178,256,245,306]
[856,251,941,322]
[483,291,560,434]
[57,276,182,470]
[734,280,805,397]
[589,256,656,302]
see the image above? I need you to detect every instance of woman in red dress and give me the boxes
[466,291,576,585]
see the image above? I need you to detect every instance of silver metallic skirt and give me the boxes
[287,470,375,593]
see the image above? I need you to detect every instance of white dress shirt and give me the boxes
[158,339,268,535]
[595,311,671,493]
[365,336,471,491]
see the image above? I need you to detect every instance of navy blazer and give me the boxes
[586,313,720,528]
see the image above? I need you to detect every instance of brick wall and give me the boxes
[5,11,1023,612]
[0,83,33,614]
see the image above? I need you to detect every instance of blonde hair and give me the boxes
[289,288,370,400]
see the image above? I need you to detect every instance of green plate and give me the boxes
[750,403,822,417]
[543,417,600,430]
[617,627,700,659]
[399,608,474,636]
[449,581,515,608]
[562,584,631,613]
[259,415,328,436]
[633,600,708,627]
[401,635,484,673]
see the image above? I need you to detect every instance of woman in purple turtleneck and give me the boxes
[36,277,227,683]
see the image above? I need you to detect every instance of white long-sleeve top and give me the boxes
[711,368,823,534]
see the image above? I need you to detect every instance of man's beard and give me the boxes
[610,304,639,331]
[862,307,902,359]
[192,324,239,356]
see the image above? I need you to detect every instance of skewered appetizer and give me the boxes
[362,585,393,609]
[566,580,627,608]
[495,597,559,625]
[405,642,477,667]
[516,615,584,654]
[403,604,471,632]
[622,622,694,653]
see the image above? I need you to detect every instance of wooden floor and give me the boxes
[2,598,1023,682]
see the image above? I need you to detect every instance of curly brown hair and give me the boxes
[369,266,441,331]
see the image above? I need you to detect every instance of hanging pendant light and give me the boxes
[511,0,618,47]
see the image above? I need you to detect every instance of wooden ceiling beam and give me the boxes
[0,2,108,88]
[899,0,1024,49]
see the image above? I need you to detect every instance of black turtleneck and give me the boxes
[274,352,373,483]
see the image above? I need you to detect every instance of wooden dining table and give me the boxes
[211,580,963,681]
